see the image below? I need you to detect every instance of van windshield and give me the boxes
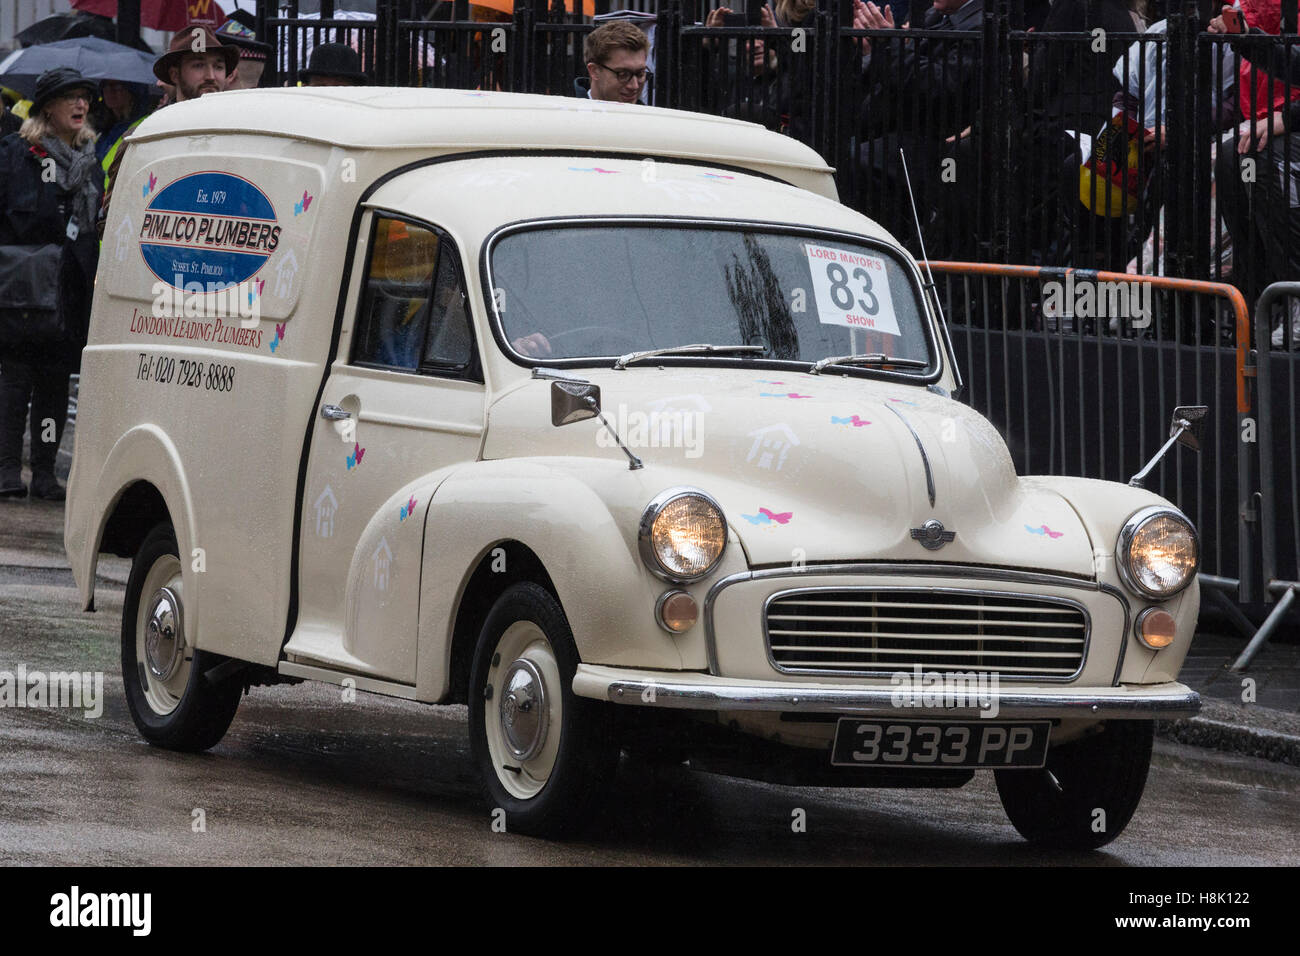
[487,223,935,372]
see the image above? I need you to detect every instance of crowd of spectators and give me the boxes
[2,0,1298,500]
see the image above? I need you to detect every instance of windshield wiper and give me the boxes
[809,353,930,375]
[613,343,765,370]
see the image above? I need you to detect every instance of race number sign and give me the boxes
[804,244,900,336]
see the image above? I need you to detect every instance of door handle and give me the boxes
[320,404,351,421]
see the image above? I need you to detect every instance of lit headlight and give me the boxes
[1115,506,1199,600]
[638,488,728,582]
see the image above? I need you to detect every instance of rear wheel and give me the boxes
[121,524,242,751]
[995,720,1154,849]
[468,582,617,837]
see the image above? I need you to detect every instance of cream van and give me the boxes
[67,88,1202,847]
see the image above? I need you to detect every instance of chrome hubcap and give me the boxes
[144,586,184,681]
[499,659,549,761]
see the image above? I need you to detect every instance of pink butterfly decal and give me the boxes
[1025,524,1064,539]
[354,443,365,465]
[303,190,313,212]
[275,323,286,341]
[143,172,157,197]
[759,507,793,524]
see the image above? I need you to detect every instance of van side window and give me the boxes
[354,217,440,372]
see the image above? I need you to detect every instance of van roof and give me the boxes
[128,87,837,197]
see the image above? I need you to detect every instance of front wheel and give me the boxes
[995,720,1154,850]
[468,582,617,837]
[121,524,243,751]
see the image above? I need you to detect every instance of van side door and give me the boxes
[286,211,485,684]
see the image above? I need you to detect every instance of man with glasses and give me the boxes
[574,21,652,104]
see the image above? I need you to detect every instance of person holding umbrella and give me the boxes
[0,68,102,501]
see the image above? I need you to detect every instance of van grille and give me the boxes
[764,589,1088,680]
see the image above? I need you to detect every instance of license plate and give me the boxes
[830,719,1050,768]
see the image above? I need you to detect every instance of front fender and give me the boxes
[415,458,740,702]
[1025,475,1200,684]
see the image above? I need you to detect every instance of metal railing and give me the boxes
[1232,280,1300,668]
[927,262,1252,583]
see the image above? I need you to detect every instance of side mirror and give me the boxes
[550,380,601,427]
[1128,404,1209,488]
[1171,405,1208,452]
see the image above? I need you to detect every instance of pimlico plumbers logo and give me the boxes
[139,170,281,292]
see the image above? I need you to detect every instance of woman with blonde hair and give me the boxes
[0,68,101,501]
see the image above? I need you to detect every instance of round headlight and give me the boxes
[1115,507,1199,600]
[638,489,727,582]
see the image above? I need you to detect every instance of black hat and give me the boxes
[32,67,97,114]
[301,43,367,84]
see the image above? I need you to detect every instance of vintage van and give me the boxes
[67,88,1202,847]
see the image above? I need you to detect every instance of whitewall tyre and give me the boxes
[121,524,243,752]
[468,582,617,837]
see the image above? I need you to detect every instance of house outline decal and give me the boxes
[274,248,299,299]
[745,423,801,471]
[314,485,337,538]
[372,536,393,591]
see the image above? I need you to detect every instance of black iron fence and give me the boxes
[256,0,1300,635]
[257,0,1300,288]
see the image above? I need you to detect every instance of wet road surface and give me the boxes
[1,500,1298,865]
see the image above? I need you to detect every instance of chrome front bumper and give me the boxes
[573,665,1202,719]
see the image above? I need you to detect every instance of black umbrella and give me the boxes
[15,12,116,46]
[0,37,158,99]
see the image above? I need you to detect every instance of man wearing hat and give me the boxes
[301,43,369,87]
[154,25,241,102]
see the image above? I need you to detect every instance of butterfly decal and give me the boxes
[1025,524,1064,539]
[567,166,620,174]
[346,443,366,470]
[143,172,157,197]
[294,190,314,216]
[831,415,871,427]
[399,496,418,520]
[760,392,812,399]
[742,507,793,526]
[700,173,735,180]
[756,380,785,385]
[269,321,285,354]
[888,398,919,407]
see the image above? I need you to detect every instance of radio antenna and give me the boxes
[900,148,939,295]
[899,148,961,397]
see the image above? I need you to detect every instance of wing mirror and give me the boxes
[550,379,601,427]
[547,377,643,470]
[1128,405,1209,488]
